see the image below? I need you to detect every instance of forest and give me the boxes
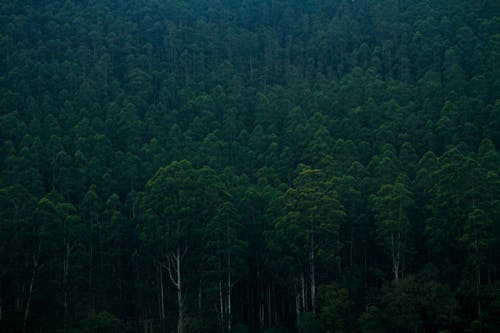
[0,0,499,332]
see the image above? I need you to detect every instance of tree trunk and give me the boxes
[166,248,183,333]
[477,267,481,317]
[176,249,183,333]
[310,236,316,314]
[227,250,232,332]
[273,285,278,326]
[476,241,481,318]
[396,231,401,282]
[301,273,306,312]
[218,255,224,330]
[219,278,224,329]
[267,286,272,328]
[23,239,41,333]
[350,225,354,267]
[259,302,264,331]
[391,232,399,283]
[89,218,94,295]
[198,279,202,311]
[295,278,300,319]
[63,238,70,328]
[159,264,165,323]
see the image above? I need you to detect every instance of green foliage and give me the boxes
[263,327,293,333]
[371,174,413,282]
[278,168,345,260]
[318,283,351,332]
[381,268,459,332]
[297,313,323,333]
[357,306,385,333]
[0,0,498,332]
[71,310,124,333]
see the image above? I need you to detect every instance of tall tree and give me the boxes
[142,160,225,333]
[276,168,345,316]
[371,174,413,283]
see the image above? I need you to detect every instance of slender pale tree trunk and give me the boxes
[166,247,183,333]
[89,233,93,289]
[259,302,264,331]
[295,277,300,319]
[159,264,165,323]
[198,279,202,311]
[391,232,399,283]
[310,236,316,314]
[63,239,70,328]
[477,265,481,317]
[176,248,183,333]
[474,239,481,317]
[272,285,278,325]
[227,250,232,332]
[301,273,306,312]
[219,279,224,329]
[258,273,264,331]
[24,239,41,333]
[350,226,354,267]
[218,256,224,330]
[267,286,271,328]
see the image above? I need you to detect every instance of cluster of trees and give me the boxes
[1,0,499,332]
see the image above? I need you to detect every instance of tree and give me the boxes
[203,201,247,332]
[142,160,225,333]
[381,267,458,332]
[0,185,37,332]
[461,209,494,318]
[371,174,413,283]
[81,184,103,306]
[143,160,197,333]
[98,193,127,309]
[56,202,86,327]
[318,282,351,333]
[276,168,345,316]
[24,197,62,332]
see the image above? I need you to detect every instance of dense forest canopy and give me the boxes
[0,0,499,332]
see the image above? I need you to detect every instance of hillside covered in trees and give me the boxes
[1,0,499,332]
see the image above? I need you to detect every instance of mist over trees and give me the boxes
[0,0,499,332]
